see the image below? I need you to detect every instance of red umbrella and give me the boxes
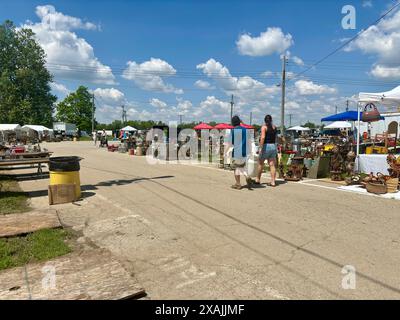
[214,123,234,130]
[240,123,254,129]
[194,123,214,130]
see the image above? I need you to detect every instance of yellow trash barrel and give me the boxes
[49,156,82,198]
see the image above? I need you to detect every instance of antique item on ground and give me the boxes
[284,156,304,181]
[386,177,399,193]
[345,151,356,176]
[330,146,344,181]
[366,181,387,195]
[387,154,400,178]
[362,172,391,195]
[345,175,362,186]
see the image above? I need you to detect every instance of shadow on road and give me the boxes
[23,175,175,198]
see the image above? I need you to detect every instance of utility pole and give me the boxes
[280,55,287,136]
[249,111,253,125]
[179,114,183,125]
[335,105,338,114]
[289,114,293,128]
[121,105,127,125]
[230,95,234,122]
[346,100,349,112]
[92,93,95,134]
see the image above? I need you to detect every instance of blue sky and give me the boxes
[1,0,400,125]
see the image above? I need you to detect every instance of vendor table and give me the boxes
[355,154,396,175]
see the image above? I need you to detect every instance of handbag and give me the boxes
[361,103,381,122]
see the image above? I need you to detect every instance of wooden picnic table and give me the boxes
[0,151,52,160]
[0,157,49,174]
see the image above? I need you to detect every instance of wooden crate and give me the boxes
[48,184,77,205]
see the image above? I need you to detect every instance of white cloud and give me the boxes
[285,101,301,110]
[176,99,192,113]
[51,82,70,96]
[345,7,400,79]
[92,88,130,123]
[35,5,98,31]
[194,80,214,90]
[292,56,304,66]
[94,88,125,104]
[149,98,168,109]
[193,96,231,120]
[23,5,115,85]
[362,1,373,8]
[122,58,183,94]
[294,80,337,95]
[197,58,279,105]
[236,27,293,56]
[370,64,400,80]
[260,70,275,78]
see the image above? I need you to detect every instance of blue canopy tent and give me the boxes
[321,111,384,122]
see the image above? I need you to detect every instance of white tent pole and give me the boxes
[356,102,361,172]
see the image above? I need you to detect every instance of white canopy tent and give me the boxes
[287,126,311,131]
[120,125,137,131]
[324,121,352,129]
[22,125,54,140]
[359,85,400,106]
[22,125,51,132]
[0,124,21,131]
[0,124,22,143]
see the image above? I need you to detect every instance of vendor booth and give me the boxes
[22,125,53,141]
[355,85,400,175]
[120,125,137,132]
[0,124,21,143]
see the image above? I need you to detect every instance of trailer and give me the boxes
[53,122,77,138]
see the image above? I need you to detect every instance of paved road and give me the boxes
[16,142,400,299]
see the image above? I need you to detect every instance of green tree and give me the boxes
[56,86,94,133]
[303,121,317,129]
[0,20,56,126]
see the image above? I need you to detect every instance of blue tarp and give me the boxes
[321,111,384,122]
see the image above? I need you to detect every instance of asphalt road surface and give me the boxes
[15,142,400,299]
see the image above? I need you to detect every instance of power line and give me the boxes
[289,1,400,82]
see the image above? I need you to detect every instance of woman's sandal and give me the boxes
[231,184,242,190]
[267,183,276,187]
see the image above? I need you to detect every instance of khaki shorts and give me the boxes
[231,159,246,169]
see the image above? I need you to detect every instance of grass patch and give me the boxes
[0,177,29,215]
[77,136,92,141]
[0,228,72,271]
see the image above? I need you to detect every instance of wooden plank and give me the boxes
[0,249,145,300]
[48,184,77,205]
[0,158,49,167]
[0,209,61,237]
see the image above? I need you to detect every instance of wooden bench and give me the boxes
[0,158,49,174]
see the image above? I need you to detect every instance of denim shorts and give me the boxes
[260,144,277,160]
